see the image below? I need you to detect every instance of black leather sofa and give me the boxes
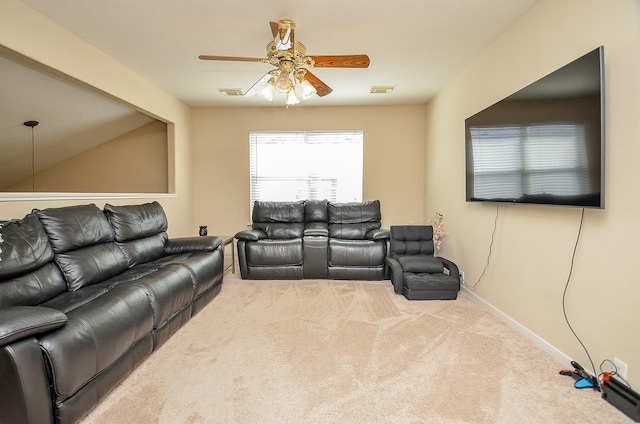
[0,202,224,424]
[235,200,389,280]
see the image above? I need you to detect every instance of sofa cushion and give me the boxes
[328,223,382,240]
[390,226,435,256]
[252,201,305,239]
[0,263,68,307]
[0,214,54,279]
[328,201,382,239]
[55,244,129,291]
[131,265,194,328]
[252,201,305,223]
[305,199,328,223]
[0,214,68,306]
[39,284,154,402]
[35,204,130,291]
[328,200,381,224]
[328,239,386,267]
[35,204,115,254]
[116,233,168,267]
[140,251,223,298]
[246,239,303,267]
[39,268,156,313]
[253,223,305,239]
[104,202,168,242]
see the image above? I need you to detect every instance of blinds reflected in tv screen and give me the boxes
[465,47,605,208]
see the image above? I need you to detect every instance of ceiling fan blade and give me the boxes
[244,72,275,97]
[269,21,281,38]
[199,55,264,62]
[303,70,333,97]
[308,54,370,68]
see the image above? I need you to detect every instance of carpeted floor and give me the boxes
[81,273,631,423]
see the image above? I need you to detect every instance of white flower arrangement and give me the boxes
[431,211,446,251]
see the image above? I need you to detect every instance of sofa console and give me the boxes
[0,202,224,424]
[235,200,389,280]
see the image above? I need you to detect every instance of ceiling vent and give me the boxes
[370,86,394,94]
[218,88,244,96]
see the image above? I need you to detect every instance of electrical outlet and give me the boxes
[613,358,628,380]
[460,271,465,284]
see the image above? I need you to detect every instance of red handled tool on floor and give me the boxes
[559,361,600,391]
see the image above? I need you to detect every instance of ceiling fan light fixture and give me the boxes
[285,89,300,106]
[299,79,317,100]
[259,77,276,101]
[275,71,293,93]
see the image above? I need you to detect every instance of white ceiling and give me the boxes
[18,0,539,108]
[1,0,539,190]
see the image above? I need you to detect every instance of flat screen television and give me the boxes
[465,46,605,209]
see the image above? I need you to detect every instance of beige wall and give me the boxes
[0,0,192,236]
[7,121,168,193]
[425,0,640,386]
[191,105,426,236]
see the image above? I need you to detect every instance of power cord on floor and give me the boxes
[463,203,499,289]
[562,208,598,380]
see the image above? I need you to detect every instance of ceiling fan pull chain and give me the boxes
[276,28,292,50]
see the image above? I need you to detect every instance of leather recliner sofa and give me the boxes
[235,200,389,280]
[0,201,224,424]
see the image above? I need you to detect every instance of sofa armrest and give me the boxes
[439,257,460,280]
[235,229,268,241]
[385,257,404,294]
[165,236,222,255]
[0,307,67,348]
[366,228,390,241]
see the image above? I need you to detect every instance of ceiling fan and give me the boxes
[199,19,370,105]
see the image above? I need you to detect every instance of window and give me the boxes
[249,131,363,205]
[470,123,591,199]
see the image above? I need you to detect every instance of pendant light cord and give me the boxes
[23,120,39,192]
[31,125,35,191]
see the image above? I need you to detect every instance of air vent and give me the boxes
[370,86,394,94]
[218,89,244,96]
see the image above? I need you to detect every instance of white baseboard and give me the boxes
[461,287,572,367]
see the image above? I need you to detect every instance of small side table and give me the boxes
[220,236,235,274]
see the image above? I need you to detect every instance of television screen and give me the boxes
[465,47,605,209]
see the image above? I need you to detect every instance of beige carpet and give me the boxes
[81,273,631,423]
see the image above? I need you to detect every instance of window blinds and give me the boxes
[249,130,363,205]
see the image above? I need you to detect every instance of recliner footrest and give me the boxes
[402,273,459,300]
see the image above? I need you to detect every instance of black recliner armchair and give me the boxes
[385,225,460,300]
